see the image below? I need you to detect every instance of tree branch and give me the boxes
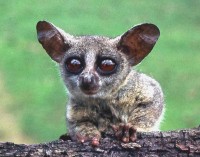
[0,126,200,156]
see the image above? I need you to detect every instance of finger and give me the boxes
[130,126,137,132]
[124,124,130,138]
[111,124,119,132]
[119,123,124,129]
[122,136,130,143]
[91,137,100,147]
[76,133,87,143]
[115,130,123,139]
[130,127,137,142]
[130,134,137,142]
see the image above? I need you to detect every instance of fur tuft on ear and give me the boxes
[117,23,160,66]
[36,21,70,63]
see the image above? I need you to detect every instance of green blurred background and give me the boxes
[0,0,199,144]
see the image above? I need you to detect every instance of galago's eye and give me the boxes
[65,57,84,74]
[97,58,117,75]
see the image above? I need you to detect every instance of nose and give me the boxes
[79,72,100,93]
[79,73,95,86]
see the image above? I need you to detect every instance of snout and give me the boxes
[79,72,100,95]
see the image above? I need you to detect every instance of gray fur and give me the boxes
[36,21,164,143]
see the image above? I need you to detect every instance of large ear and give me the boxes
[117,23,160,66]
[36,21,71,63]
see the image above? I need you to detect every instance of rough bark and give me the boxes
[0,126,200,157]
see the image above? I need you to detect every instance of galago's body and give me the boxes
[36,21,164,146]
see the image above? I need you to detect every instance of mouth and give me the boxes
[80,86,100,95]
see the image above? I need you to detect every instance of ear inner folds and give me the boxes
[36,21,69,63]
[117,23,160,66]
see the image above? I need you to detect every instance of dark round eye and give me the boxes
[66,58,83,74]
[98,59,117,75]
